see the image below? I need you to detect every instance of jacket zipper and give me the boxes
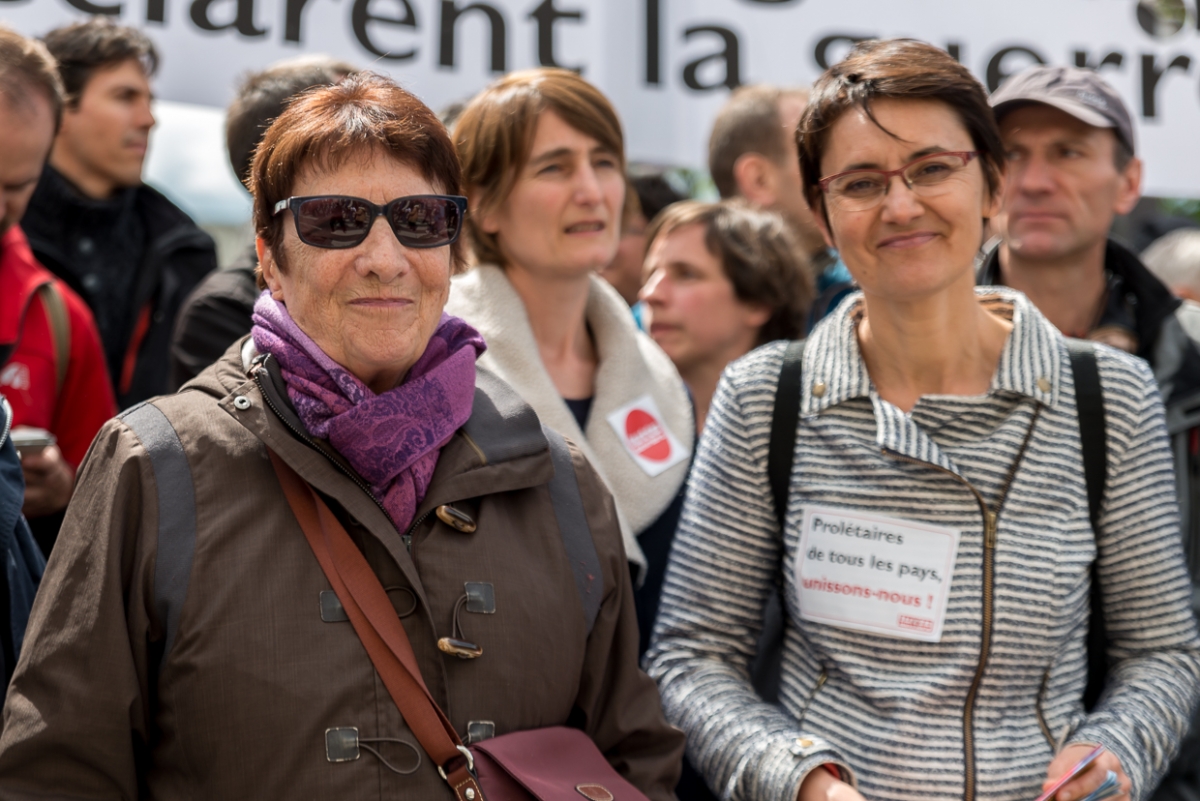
[254,368,444,554]
[254,369,391,519]
[796,669,827,727]
[879,402,1041,801]
[402,510,434,553]
[1036,668,1055,750]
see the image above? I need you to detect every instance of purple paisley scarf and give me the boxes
[251,292,486,532]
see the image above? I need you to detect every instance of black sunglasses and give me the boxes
[273,194,468,250]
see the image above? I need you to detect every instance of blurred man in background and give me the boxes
[982,65,1200,801]
[168,55,356,389]
[21,18,215,409]
[1143,228,1200,305]
[0,25,115,556]
[708,85,849,326]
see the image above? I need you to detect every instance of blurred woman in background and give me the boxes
[640,199,812,433]
[446,68,693,656]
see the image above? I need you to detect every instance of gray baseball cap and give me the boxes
[990,66,1135,154]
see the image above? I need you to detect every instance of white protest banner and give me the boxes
[795,505,961,643]
[2,0,1198,195]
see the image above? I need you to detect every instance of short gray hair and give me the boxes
[1143,229,1200,297]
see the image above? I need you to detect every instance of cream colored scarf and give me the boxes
[445,265,694,571]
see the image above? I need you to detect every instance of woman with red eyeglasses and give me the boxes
[0,73,684,799]
[646,39,1200,801]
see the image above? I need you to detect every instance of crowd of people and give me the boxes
[0,15,1198,801]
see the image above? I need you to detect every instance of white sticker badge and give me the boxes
[795,505,961,643]
[606,394,690,477]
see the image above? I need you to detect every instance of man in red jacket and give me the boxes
[0,26,116,555]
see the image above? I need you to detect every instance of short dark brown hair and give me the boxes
[797,39,1004,223]
[0,25,64,129]
[645,199,813,345]
[709,85,807,199]
[250,72,464,278]
[41,18,157,106]
[454,68,625,267]
[226,55,357,189]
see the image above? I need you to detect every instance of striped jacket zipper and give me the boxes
[879,402,1042,801]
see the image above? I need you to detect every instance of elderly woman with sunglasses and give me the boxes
[646,40,1200,801]
[0,74,684,799]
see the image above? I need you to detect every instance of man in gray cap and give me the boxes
[981,64,1200,801]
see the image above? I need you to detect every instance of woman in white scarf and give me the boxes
[445,68,693,654]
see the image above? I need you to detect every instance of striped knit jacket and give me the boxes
[646,288,1200,801]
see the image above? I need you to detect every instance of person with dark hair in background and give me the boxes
[649,39,1200,801]
[632,174,687,224]
[981,64,1200,801]
[21,17,216,409]
[0,24,116,556]
[709,85,854,327]
[640,199,811,431]
[169,55,357,390]
[601,172,686,310]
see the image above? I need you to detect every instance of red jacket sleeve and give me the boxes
[49,284,117,469]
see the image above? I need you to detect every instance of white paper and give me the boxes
[605,394,690,477]
[795,505,961,643]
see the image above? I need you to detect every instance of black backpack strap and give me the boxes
[119,401,198,670]
[751,340,806,703]
[1067,340,1107,531]
[769,340,806,531]
[543,425,602,635]
[1064,339,1109,711]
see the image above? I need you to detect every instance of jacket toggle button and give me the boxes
[437,636,483,658]
[436,504,476,533]
[1037,377,1051,392]
[812,382,827,398]
[233,396,251,410]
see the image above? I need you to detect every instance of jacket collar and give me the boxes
[444,265,694,569]
[978,238,1182,362]
[214,338,555,517]
[21,165,212,274]
[801,287,1065,419]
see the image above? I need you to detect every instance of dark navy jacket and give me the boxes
[0,398,46,684]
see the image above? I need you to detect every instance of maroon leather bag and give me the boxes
[269,451,650,801]
[473,726,649,801]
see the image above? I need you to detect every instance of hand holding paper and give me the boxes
[1042,744,1131,801]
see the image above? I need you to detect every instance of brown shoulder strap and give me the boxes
[267,450,484,801]
[35,282,70,394]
